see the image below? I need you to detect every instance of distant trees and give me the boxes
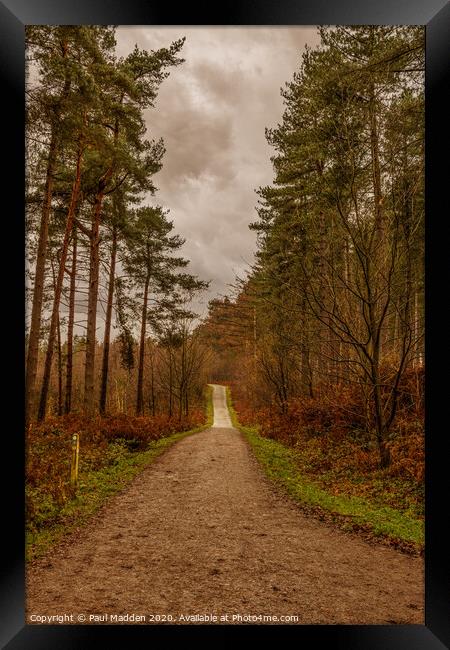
[121,205,208,415]
[26,26,208,424]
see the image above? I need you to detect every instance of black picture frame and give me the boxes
[2,1,449,647]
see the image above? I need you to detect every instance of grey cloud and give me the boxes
[114,27,320,316]
[192,61,247,106]
[156,109,234,188]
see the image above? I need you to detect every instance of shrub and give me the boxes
[26,409,205,533]
[229,374,424,515]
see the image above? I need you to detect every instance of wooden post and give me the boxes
[70,433,80,489]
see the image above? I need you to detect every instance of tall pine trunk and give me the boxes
[83,114,118,415]
[316,206,328,389]
[50,255,63,417]
[37,145,83,421]
[148,345,156,416]
[99,226,118,414]
[65,223,77,413]
[26,130,58,425]
[136,272,150,415]
[414,288,423,366]
[178,336,186,420]
[168,350,173,417]
[26,38,71,425]
[83,183,106,415]
[56,305,63,416]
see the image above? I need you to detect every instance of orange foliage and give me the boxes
[26,410,204,531]
[230,365,424,508]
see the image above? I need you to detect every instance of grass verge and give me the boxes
[27,386,213,562]
[226,387,423,555]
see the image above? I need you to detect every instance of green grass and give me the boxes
[27,386,213,562]
[226,387,424,553]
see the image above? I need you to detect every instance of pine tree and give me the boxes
[35,27,117,421]
[82,39,185,415]
[122,206,207,415]
[248,26,424,466]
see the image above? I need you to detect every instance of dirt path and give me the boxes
[26,385,423,625]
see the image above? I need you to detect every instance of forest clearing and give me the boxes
[25,25,424,625]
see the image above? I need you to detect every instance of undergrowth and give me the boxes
[226,386,424,554]
[26,386,213,561]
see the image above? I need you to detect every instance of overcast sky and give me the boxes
[115,27,320,317]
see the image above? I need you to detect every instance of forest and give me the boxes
[25,25,424,557]
[201,26,424,539]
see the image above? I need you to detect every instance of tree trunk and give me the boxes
[26,130,58,425]
[317,208,328,384]
[136,272,150,415]
[56,305,63,416]
[83,105,117,415]
[26,38,71,426]
[393,307,399,363]
[369,302,391,469]
[148,345,156,416]
[368,75,386,363]
[37,146,83,421]
[184,388,189,418]
[414,288,423,366]
[180,333,187,419]
[99,226,118,414]
[65,223,77,414]
[168,350,173,417]
[50,255,63,417]
[369,90,384,243]
[83,177,110,415]
[178,388,183,421]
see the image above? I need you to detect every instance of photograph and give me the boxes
[23,23,428,628]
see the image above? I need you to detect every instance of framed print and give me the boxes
[1,0,449,648]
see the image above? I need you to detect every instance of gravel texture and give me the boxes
[26,385,424,625]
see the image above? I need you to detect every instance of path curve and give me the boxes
[26,385,423,624]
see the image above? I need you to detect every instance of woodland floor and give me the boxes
[26,385,424,625]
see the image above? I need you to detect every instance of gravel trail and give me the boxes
[26,384,423,625]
